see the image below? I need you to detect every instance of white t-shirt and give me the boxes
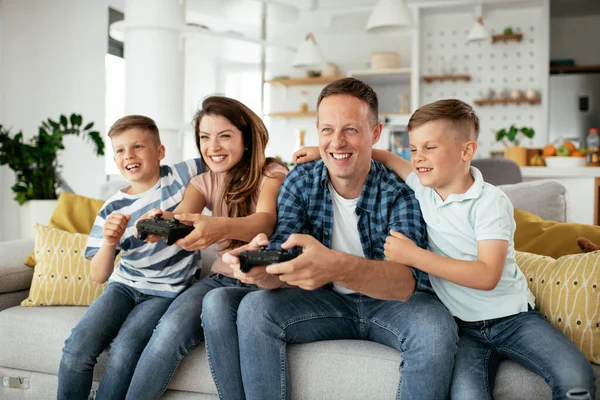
[328,183,365,294]
[406,167,535,321]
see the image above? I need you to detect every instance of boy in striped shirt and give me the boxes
[57,115,205,400]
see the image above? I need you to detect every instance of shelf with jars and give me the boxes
[422,74,471,83]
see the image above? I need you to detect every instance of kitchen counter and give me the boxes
[521,166,600,178]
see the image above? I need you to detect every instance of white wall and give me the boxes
[0,0,107,240]
[550,15,600,65]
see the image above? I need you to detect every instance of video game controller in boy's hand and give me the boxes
[237,249,299,273]
[136,215,195,246]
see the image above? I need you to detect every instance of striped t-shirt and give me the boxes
[85,159,205,298]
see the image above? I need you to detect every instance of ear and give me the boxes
[462,140,477,161]
[372,122,383,146]
[157,144,166,161]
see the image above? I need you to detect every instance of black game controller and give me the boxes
[237,249,298,273]
[136,215,194,246]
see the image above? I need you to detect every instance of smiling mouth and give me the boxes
[330,153,352,160]
[209,155,226,162]
[126,163,140,171]
[416,167,433,173]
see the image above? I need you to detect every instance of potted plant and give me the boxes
[495,124,535,166]
[0,114,104,237]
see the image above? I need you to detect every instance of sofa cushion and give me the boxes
[517,250,600,363]
[514,208,600,258]
[499,180,568,222]
[24,192,105,267]
[22,225,106,307]
[0,240,34,294]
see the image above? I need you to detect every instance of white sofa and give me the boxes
[1,179,599,399]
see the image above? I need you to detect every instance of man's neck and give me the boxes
[328,172,368,199]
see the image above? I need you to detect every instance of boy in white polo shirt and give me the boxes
[294,99,595,399]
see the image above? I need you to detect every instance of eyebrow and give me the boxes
[199,129,235,135]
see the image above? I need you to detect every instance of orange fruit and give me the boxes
[562,141,577,153]
[542,144,556,157]
[571,151,585,158]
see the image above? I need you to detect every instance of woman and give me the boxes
[124,96,288,399]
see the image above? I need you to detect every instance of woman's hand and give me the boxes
[222,233,285,290]
[293,146,321,165]
[173,213,226,251]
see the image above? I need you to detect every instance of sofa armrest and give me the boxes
[0,239,35,295]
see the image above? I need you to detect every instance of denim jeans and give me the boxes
[57,282,174,400]
[231,287,458,400]
[125,274,256,400]
[452,309,596,400]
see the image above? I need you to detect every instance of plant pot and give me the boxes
[504,146,528,166]
[19,199,58,239]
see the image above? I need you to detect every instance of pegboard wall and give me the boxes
[419,4,549,159]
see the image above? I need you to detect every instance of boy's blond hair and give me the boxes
[108,115,161,146]
[408,99,479,142]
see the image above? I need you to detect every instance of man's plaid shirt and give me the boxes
[269,159,432,293]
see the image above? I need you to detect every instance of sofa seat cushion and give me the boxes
[0,240,35,294]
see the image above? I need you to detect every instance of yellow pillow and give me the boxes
[24,192,105,267]
[514,208,600,259]
[516,250,600,363]
[21,224,107,307]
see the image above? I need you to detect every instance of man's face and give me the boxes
[317,95,381,195]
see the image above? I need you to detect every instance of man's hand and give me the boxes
[103,213,131,246]
[134,208,163,243]
[293,146,321,165]
[383,230,420,266]
[223,234,284,289]
[173,213,224,251]
[266,234,339,290]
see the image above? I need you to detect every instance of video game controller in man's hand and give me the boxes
[136,215,194,246]
[237,249,299,273]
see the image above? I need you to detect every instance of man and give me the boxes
[210,78,458,400]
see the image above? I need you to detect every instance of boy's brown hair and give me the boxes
[317,77,379,128]
[408,99,479,141]
[108,115,161,145]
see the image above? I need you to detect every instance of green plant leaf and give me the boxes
[60,115,68,127]
[84,122,94,130]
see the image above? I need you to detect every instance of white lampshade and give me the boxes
[292,33,325,68]
[366,0,415,33]
[466,17,490,43]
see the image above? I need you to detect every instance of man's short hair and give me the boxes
[108,115,161,145]
[317,77,379,128]
[408,99,479,141]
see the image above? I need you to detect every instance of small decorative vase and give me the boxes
[504,146,527,166]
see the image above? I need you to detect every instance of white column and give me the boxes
[122,0,187,164]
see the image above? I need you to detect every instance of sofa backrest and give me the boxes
[499,179,569,223]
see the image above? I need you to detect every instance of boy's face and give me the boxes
[409,120,476,192]
[111,128,165,187]
[198,114,245,173]
[317,94,381,194]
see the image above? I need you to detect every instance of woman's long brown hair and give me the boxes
[193,96,287,250]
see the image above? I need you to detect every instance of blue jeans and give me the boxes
[452,309,596,400]
[230,287,458,400]
[125,274,256,400]
[57,282,174,400]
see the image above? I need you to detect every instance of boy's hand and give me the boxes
[384,230,419,265]
[223,234,284,289]
[103,213,131,246]
[173,213,224,250]
[267,234,338,290]
[134,208,163,243]
[293,146,320,165]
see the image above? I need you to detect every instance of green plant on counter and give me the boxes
[495,124,535,147]
[503,26,514,35]
[0,114,104,205]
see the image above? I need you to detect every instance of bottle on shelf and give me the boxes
[586,128,599,166]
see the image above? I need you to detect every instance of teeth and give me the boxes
[126,164,140,170]
[331,153,351,160]
[417,167,432,172]
[210,156,225,162]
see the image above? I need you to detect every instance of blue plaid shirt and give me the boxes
[269,159,431,293]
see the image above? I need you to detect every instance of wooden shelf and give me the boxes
[492,33,523,44]
[266,76,344,86]
[422,74,471,83]
[266,111,316,119]
[550,64,600,74]
[347,68,411,85]
[474,97,541,106]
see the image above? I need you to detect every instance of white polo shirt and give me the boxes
[406,167,535,321]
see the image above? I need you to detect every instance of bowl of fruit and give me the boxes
[542,141,587,167]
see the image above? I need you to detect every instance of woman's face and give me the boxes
[198,114,245,173]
